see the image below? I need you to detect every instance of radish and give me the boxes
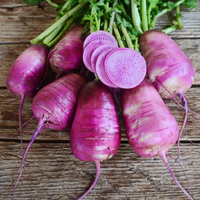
[49,25,85,79]
[6,44,49,134]
[122,78,193,200]
[104,48,147,89]
[95,48,118,88]
[139,29,195,156]
[91,44,116,74]
[13,73,87,199]
[83,30,118,49]
[83,39,117,73]
[70,81,121,199]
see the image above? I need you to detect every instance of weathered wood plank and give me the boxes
[0,142,199,200]
[1,86,200,141]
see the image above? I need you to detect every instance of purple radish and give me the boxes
[105,48,146,89]
[6,44,48,133]
[95,48,118,88]
[83,40,117,73]
[83,30,118,49]
[90,44,115,73]
[70,81,121,200]
[13,73,87,200]
[49,25,85,79]
[122,78,193,200]
[139,30,195,156]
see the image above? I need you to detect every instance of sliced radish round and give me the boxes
[95,48,118,88]
[83,40,115,73]
[104,48,147,89]
[83,30,118,49]
[91,44,116,74]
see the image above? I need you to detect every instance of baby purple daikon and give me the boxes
[49,25,85,79]
[13,73,87,200]
[122,78,193,200]
[70,81,121,199]
[139,30,195,156]
[6,44,48,134]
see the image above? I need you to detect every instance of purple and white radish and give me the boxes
[70,81,121,199]
[91,44,116,74]
[6,44,48,133]
[104,48,147,89]
[83,30,118,49]
[49,25,85,79]
[95,48,118,88]
[122,78,193,200]
[83,40,117,73]
[13,73,87,200]
[139,30,195,156]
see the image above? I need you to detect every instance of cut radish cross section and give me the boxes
[91,44,115,74]
[96,48,118,88]
[83,30,118,49]
[104,48,146,89]
[83,40,117,73]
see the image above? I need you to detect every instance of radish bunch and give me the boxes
[83,31,147,89]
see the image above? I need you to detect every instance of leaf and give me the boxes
[183,0,197,10]
[22,0,44,5]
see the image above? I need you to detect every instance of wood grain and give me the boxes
[1,1,200,200]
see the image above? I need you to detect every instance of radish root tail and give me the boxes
[13,117,47,200]
[160,153,193,200]
[77,160,101,200]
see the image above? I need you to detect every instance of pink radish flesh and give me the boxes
[139,29,195,157]
[104,48,146,89]
[83,40,117,73]
[13,74,87,200]
[95,48,118,88]
[70,81,121,199]
[91,44,115,74]
[122,78,193,200]
[83,30,118,49]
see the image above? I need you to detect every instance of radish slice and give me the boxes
[91,44,115,74]
[83,40,115,73]
[104,48,146,89]
[95,48,118,88]
[83,30,118,49]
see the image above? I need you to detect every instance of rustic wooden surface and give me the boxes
[1,1,200,199]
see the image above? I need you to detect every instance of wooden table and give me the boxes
[1,1,200,199]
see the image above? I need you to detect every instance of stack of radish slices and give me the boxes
[83,31,147,89]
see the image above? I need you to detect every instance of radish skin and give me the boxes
[122,78,193,200]
[49,25,85,78]
[70,81,121,199]
[6,44,48,134]
[139,30,195,157]
[13,74,87,200]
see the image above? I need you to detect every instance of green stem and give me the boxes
[109,11,116,34]
[44,17,75,48]
[116,14,134,49]
[131,0,143,35]
[141,0,148,32]
[176,5,183,29]
[113,22,125,48]
[150,0,184,29]
[46,0,60,9]
[30,0,89,44]
[162,25,177,34]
